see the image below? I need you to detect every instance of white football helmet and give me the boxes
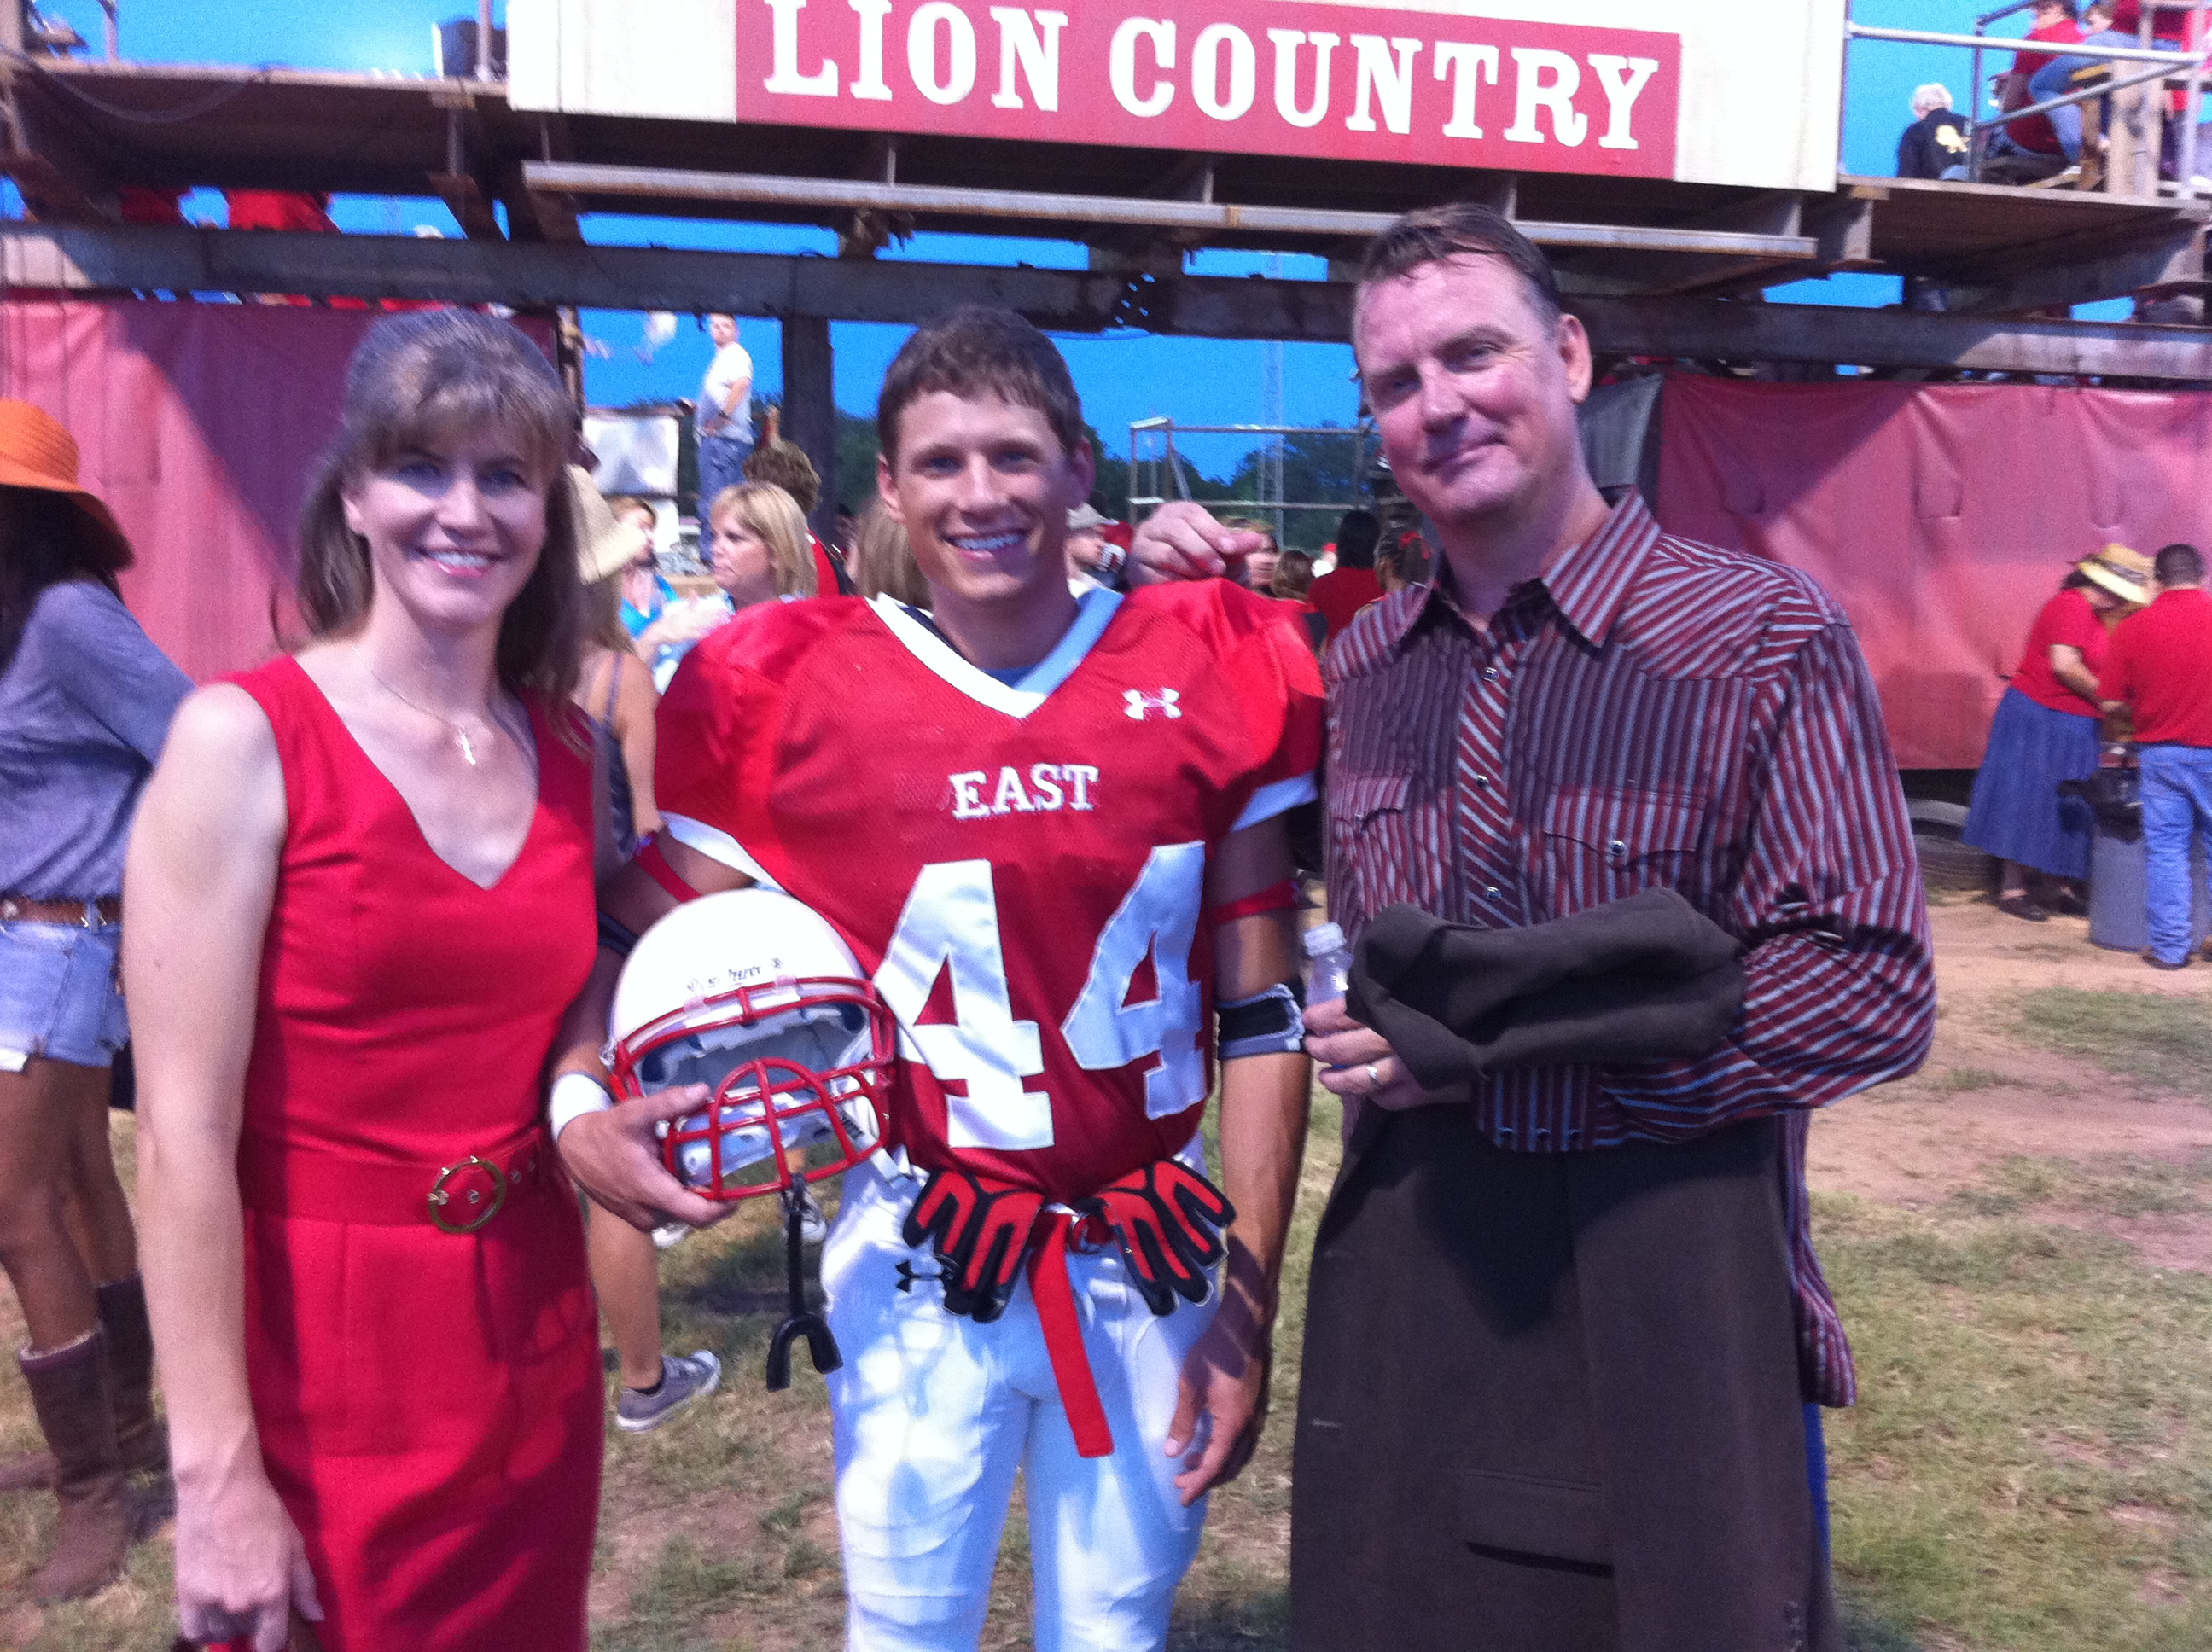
[608,889,896,1202]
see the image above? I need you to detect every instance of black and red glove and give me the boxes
[1082,1160,1236,1317]
[901,1167,1045,1323]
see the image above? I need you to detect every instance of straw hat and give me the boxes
[2078,543,2154,604]
[568,465,652,585]
[0,400,133,570]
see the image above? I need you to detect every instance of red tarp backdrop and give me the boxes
[15,302,2210,770]
[1656,372,2212,769]
[0,300,554,685]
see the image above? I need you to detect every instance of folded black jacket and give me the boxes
[1343,889,1746,1090]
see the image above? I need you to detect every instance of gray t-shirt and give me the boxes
[0,580,191,899]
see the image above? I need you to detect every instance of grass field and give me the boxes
[7,976,2212,1647]
[2017,986,2212,1102]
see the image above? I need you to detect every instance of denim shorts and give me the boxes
[0,918,128,1069]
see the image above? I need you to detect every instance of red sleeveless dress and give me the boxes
[220,656,602,1650]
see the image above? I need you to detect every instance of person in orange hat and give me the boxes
[0,398,190,1599]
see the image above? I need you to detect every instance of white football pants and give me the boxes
[822,1159,1217,1652]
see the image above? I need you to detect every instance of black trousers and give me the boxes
[1289,1109,1837,1652]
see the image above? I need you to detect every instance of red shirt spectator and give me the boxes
[2011,585,2110,713]
[2009,9,2086,153]
[224,191,369,309]
[118,186,184,226]
[2016,13,2087,76]
[2104,586,2212,746]
[1306,565,1383,643]
[2108,1,2181,38]
[225,190,338,233]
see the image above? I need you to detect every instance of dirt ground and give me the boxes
[1809,897,2212,1271]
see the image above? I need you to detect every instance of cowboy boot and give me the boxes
[21,1328,143,1602]
[0,1276,166,1492]
[98,1274,167,1474]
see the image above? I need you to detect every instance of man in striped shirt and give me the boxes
[1134,205,1935,1650]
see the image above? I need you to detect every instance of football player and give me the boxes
[550,307,1322,1650]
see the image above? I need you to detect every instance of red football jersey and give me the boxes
[655,582,1324,1202]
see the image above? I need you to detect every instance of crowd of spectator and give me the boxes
[1900,0,2212,189]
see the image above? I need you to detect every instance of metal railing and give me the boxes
[1847,0,2210,195]
[1126,417,1371,530]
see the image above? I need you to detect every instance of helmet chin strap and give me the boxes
[765,1185,841,1391]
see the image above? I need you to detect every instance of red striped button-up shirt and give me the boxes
[1323,492,1936,1406]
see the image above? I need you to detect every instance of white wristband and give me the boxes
[549,1072,614,1143]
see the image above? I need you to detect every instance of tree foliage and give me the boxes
[1221,427,1371,551]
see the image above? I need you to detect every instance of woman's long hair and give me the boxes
[580,571,633,654]
[295,311,585,707]
[851,502,929,609]
[0,486,120,676]
[709,482,817,601]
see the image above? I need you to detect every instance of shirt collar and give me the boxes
[1377,491,1663,653]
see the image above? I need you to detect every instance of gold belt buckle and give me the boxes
[428,1155,508,1235]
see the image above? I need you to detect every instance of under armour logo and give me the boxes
[1124,688,1182,720]
[894,1259,941,1294]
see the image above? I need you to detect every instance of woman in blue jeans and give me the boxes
[0,400,190,1599]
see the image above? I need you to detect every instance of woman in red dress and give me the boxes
[124,311,614,1650]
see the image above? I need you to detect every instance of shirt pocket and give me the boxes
[1327,770,1420,919]
[1538,783,1708,911]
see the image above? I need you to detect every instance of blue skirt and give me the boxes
[1963,687,2102,880]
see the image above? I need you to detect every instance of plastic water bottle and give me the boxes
[1303,922,1355,1003]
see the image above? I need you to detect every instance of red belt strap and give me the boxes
[1204,878,1297,929]
[904,1155,1232,1462]
[236,1126,557,1230]
[1025,1211,1117,1460]
[637,836,700,904]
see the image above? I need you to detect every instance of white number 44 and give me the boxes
[870,846,1208,1150]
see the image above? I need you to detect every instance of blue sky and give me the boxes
[32,0,2064,486]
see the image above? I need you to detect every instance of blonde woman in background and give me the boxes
[707,481,816,610]
[653,482,818,687]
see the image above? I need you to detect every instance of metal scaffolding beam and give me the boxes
[521,161,1825,264]
[3,223,2209,381]
[6,61,2205,317]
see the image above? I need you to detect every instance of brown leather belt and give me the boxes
[0,895,121,926]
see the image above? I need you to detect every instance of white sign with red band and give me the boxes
[511,0,1846,195]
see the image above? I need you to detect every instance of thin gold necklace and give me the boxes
[352,643,498,766]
